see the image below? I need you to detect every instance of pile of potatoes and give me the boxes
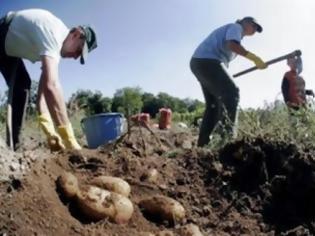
[57,172,133,224]
[57,171,202,235]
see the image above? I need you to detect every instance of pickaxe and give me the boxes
[233,50,302,78]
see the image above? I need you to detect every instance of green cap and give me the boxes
[79,25,97,64]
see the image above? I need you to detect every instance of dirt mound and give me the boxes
[220,138,315,234]
[0,128,315,235]
[0,136,46,182]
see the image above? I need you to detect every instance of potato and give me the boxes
[139,195,185,223]
[77,185,134,223]
[90,176,131,197]
[141,169,158,183]
[138,233,155,236]
[157,231,174,236]
[178,224,203,236]
[57,172,79,199]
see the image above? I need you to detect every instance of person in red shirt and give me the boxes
[281,56,314,111]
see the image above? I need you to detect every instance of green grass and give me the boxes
[237,102,315,148]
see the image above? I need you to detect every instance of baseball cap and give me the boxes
[79,25,97,64]
[239,17,263,33]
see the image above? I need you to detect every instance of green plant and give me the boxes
[237,102,315,148]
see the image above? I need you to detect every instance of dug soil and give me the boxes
[1,127,315,236]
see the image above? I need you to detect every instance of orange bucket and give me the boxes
[158,108,172,129]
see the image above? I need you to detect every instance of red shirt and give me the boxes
[281,70,306,107]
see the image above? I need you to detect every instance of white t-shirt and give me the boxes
[5,9,69,63]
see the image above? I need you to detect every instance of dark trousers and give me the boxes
[0,16,31,150]
[190,58,239,147]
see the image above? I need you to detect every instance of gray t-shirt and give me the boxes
[192,23,243,66]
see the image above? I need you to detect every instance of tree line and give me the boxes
[67,86,205,119]
[0,82,205,124]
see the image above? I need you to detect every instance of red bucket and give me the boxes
[131,113,151,126]
[158,108,172,129]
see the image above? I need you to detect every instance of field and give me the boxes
[1,104,315,235]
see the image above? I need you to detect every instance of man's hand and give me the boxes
[38,113,65,152]
[57,123,82,150]
[47,135,65,152]
[245,52,268,69]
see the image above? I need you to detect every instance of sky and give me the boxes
[0,0,315,108]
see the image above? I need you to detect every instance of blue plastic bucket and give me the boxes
[81,113,126,148]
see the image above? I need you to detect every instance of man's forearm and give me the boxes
[38,56,81,150]
[226,40,248,56]
[41,75,69,126]
[39,56,69,126]
[37,75,51,115]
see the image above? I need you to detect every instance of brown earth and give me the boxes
[0,127,315,236]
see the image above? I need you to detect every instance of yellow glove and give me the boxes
[245,52,267,69]
[57,123,82,150]
[38,113,65,152]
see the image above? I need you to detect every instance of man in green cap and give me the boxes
[0,8,97,151]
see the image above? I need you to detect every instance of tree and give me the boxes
[112,87,143,117]
[173,97,188,113]
[67,87,204,119]
[68,90,112,115]
[68,90,93,110]
[156,92,174,109]
[141,92,160,118]
[156,92,190,113]
[86,92,112,115]
[184,98,205,113]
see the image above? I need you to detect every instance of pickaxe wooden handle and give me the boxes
[233,50,302,78]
